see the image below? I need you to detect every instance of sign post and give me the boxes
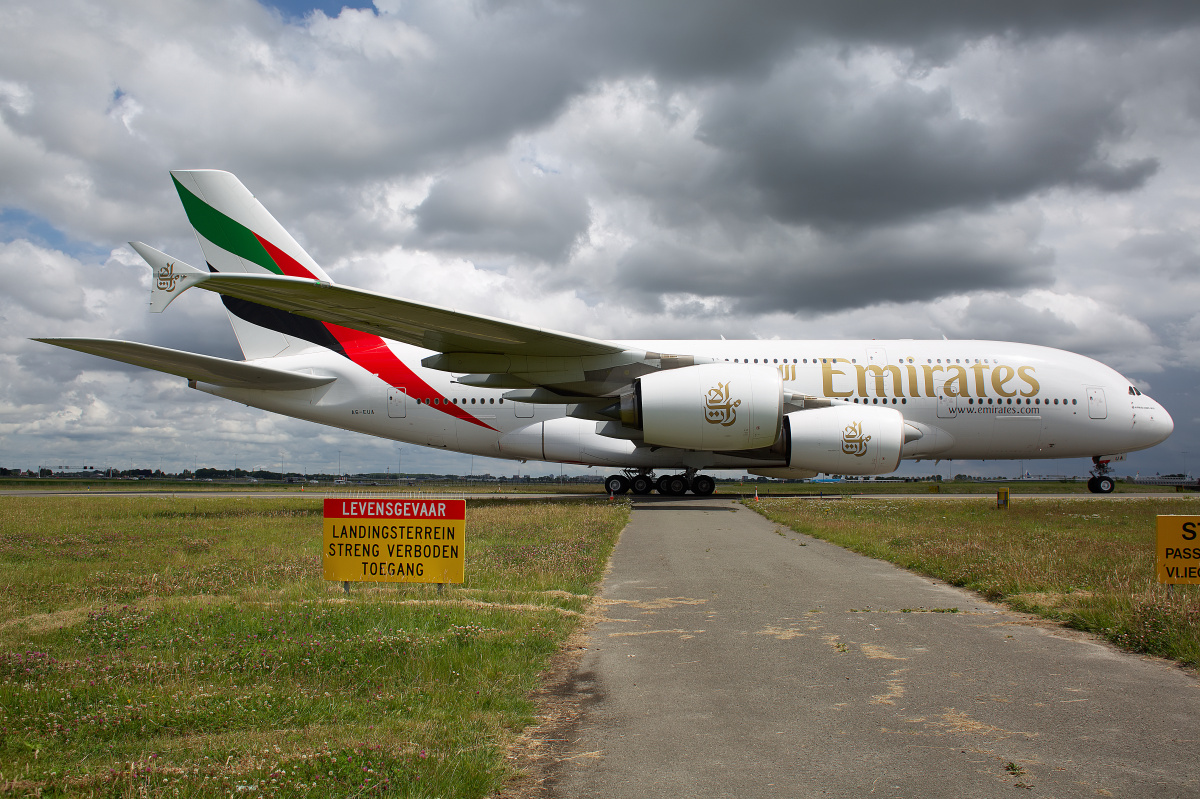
[1156,516,1200,586]
[996,487,1010,509]
[323,498,465,585]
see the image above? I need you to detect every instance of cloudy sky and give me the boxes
[2,0,1198,478]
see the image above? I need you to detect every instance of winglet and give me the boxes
[130,241,209,313]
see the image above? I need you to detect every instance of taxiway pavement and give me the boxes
[549,497,1198,798]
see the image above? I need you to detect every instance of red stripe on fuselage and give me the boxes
[254,234,495,431]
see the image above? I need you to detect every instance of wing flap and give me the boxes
[34,338,335,391]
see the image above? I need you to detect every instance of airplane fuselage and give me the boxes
[195,337,1172,472]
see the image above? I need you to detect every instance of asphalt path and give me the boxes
[549,497,1199,798]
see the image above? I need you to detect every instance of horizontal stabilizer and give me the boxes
[33,338,335,391]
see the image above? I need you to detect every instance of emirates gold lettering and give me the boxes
[822,359,855,397]
[904,364,920,397]
[866,365,904,397]
[819,359,1040,401]
[991,365,1017,397]
[921,365,943,396]
[1017,366,1039,397]
[970,363,990,396]
[943,365,969,397]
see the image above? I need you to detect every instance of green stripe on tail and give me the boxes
[171,175,282,275]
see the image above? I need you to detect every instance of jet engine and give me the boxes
[620,363,783,450]
[784,405,904,475]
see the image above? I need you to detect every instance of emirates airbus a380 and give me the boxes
[37,171,1173,494]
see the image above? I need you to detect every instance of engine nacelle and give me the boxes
[785,405,904,475]
[624,363,783,450]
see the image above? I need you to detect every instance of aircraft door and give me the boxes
[866,347,888,366]
[935,380,960,419]
[515,402,534,418]
[1087,387,1107,420]
[387,387,406,418]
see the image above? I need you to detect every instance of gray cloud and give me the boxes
[610,213,1056,315]
[411,157,590,262]
[696,51,1159,228]
[2,0,1198,476]
[1119,231,1200,277]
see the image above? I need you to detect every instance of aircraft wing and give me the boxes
[34,338,336,391]
[179,272,624,359]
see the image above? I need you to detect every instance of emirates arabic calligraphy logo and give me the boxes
[841,421,872,457]
[156,262,183,292]
[704,381,741,427]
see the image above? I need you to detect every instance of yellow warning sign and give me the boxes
[1156,515,1200,584]
[323,498,465,584]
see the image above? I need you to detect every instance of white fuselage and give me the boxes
[194,338,1173,471]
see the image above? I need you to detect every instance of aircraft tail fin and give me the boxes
[169,170,334,359]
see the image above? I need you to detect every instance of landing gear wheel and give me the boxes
[691,475,716,496]
[1087,477,1098,493]
[1095,476,1115,494]
[657,474,688,495]
[605,475,630,495]
[631,475,654,495]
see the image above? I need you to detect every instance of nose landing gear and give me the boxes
[1087,456,1116,494]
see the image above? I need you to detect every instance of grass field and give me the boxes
[0,496,628,797]
[2,477,1186,496]
[751,496,1200,667]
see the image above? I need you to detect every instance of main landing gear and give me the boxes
[1087,456,1116,494]
[604,469,717,497]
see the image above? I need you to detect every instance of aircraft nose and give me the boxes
[1140,399,1174,447]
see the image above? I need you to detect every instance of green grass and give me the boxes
[0,496,627,797]
[751,496,1200,666]
[5,477,1188,496]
